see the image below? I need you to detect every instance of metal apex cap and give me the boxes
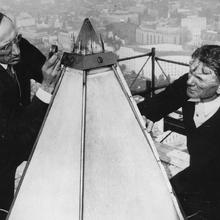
[74,18,103,55]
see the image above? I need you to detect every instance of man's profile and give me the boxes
[0,12,61,219]
[138,45,220,219]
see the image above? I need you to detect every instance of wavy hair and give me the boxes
[192,45,220,77]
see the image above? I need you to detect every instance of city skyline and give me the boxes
[0,0,219,91]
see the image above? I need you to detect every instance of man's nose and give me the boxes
[187,73,196,86]
[11,43,20,56]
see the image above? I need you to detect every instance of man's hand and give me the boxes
[40,54,61,93]
[142,116,154,133]
[0,49,13,64]
[133,95,145,104]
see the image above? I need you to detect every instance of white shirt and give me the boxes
[189,96,220,127]
[0,63,52,104]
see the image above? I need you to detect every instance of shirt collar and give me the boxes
[188,96,220,116]
[188,98,200,102]
[202,95,220,116]
[0,63,8,70]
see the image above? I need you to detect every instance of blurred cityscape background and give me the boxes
[0,0,219,92]
[1,0,218,176]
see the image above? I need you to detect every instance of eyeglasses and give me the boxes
[0,34,22,51]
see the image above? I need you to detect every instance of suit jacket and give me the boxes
[0,38,48,212]
[138,73,220,198]
[14,38,46,105]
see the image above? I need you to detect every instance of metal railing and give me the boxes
[117,47,190,140]
[117,47,189,97]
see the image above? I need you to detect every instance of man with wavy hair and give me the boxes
[138,45,220,219]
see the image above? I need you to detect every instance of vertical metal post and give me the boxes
[79,70,87,220]
[151,47,156,97]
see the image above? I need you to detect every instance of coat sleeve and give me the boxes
[7,96,49,165]
[18,38,46,83]
[137,73,189,122]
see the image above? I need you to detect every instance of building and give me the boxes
[181,16,207,46]
[16,12,36,29]
[105,22,138,44]
[214,14,220,32]
[168,0,181,14]
[57,32,75,52]
[40,0,55,4]
[136,23,181,45]
[101,10,139,25]
[201,30,220,44]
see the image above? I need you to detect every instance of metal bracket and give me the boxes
[61,52,118,70]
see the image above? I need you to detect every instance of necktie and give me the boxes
[6,65,22,100]
[6,65,16,80]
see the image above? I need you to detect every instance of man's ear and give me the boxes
[217,85,220,94]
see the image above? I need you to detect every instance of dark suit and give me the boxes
[0,38,48,214]
[138,73,220,218]
[14,38,46,105]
